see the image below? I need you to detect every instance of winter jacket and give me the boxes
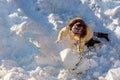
[57,18,93,53]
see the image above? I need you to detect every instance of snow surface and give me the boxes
[0,0,120,80]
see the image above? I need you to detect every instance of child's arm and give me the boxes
[56,27,69,43]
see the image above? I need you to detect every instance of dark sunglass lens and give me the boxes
[76,23,81,27]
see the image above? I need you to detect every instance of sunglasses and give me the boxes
[74,22,83,27]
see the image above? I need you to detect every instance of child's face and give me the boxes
[72,23,83,34]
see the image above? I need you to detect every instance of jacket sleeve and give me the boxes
[57,27,69,41]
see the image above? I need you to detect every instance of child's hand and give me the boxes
[55,40,60,44]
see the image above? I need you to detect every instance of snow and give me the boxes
[105,68,120,80]
[0,0,120,80]
[60,48,80,69]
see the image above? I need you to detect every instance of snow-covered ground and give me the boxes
[0,0,120,80]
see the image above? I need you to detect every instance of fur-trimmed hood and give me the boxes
[66,18,88,38]
[57,17,93,53]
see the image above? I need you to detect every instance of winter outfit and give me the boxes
[85,32,109,47]
[57,18,93,53]
[57,17,109,54]
[94,32,109,41]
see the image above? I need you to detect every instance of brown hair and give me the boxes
[67,18,87,38]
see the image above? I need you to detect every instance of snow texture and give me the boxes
[0,0,120,80]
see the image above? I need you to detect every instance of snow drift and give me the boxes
[0,0,120,80]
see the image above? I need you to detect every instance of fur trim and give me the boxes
[66,18,87,38]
